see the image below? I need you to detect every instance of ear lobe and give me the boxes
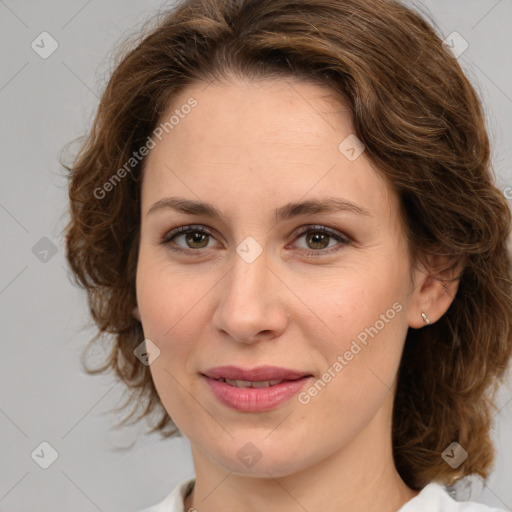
[408,255,463,329]
[132,305,141,321]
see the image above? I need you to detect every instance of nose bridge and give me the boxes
[232,246,270,301]
[212,244,286,342]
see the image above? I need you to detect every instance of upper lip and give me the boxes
[202,365,312,381]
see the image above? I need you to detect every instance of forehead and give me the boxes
[141,77,395,223]
[168,76,347,150]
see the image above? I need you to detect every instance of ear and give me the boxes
[132,305,141,322]
[407,255,463,329]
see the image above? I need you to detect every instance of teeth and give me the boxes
[226,379,252,388]
[252,380,271,388]
[223,378,284,388]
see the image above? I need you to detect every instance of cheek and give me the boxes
[292,253,409,352]
[135,251,207,404]
[136,267,200,432]
[296,259,409,405]
[136,248,202,341]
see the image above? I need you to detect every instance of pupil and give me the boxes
[308,232,328,249]
[187,232,208,248]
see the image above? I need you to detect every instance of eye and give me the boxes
[160,224,351,257]
[289,225,351,257]
[160,225,219,254]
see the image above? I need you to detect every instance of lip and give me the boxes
[202,365,311,381]
[201,365,313,412]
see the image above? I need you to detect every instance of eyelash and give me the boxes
[159,224,351,258]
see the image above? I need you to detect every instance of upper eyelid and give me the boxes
[294,224,349,238]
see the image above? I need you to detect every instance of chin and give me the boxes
[203,435,319,478]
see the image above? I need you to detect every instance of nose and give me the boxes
[211,247,289,345]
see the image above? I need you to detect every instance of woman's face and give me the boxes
[136,76,422,477]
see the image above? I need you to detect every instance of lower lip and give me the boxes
[203,376,312,412]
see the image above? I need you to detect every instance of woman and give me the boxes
[65,0,512,510]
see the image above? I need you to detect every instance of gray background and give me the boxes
[1,1,511,510]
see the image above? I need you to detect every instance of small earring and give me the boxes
[421,312,430,325]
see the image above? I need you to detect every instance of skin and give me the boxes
[135,75,459,512]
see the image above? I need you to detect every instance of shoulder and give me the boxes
[399,482,507,512]
[137,478,195,512]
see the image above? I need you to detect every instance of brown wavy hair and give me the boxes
[64,0,512,490]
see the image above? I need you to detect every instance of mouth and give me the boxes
[201,365,312,383]
[209,377,292,388]
[201,365,313,412]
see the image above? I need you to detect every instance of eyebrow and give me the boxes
[147,196,371,223]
